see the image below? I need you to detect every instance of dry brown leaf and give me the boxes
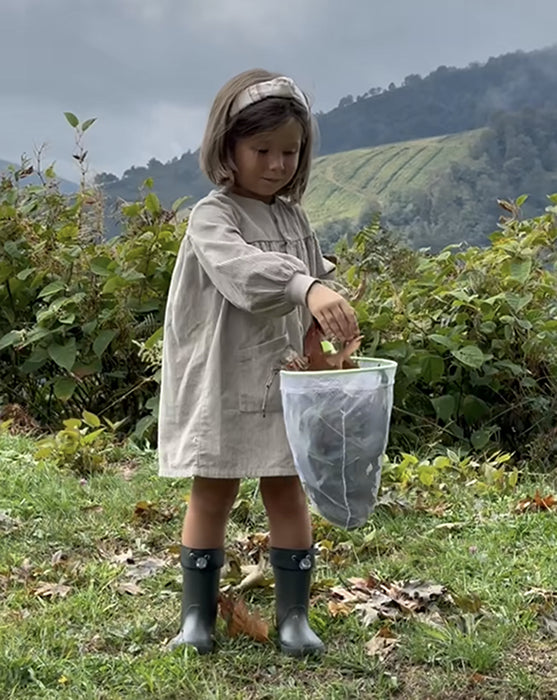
[0,510,21,531]
[365,627,399,660]
[115,581,144,596]
[515,491,557,513]
[51,550,68,567]
[235,559,270,593]
[219,593,269,643]
[34,582,71,598]
[328,600,351,618]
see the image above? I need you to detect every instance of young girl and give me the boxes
[158,68,359,657]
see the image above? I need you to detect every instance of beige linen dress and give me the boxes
[158,188,334,479]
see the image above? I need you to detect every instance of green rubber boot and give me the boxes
[270,547,325,657]
[168,547,224,654]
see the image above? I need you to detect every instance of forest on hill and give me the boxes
[93,46,557,248]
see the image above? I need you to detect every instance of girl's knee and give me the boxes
[260,476,306,514]
[191,477,240,514]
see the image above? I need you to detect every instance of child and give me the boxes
[158,68,359,657]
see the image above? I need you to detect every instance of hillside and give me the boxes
[305,131,478,228]
[312,109,557,251]
[317,45,557,155]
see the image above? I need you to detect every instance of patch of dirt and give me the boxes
[0,403,42,435]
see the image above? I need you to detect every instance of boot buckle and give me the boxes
[190,552,209,569]
[298,555,312,571]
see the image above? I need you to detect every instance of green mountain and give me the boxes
[311,109,557,251]
[306,130,477,227]
[94,46,557,248]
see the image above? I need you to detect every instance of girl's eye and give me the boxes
[256,149,268,154]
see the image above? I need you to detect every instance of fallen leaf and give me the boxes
[235,559,270,593]
[124,557,167,582]
[219,593,269,643]
[328,600,351,617]
[110,549,135,565]
[34,582,71,598]
[133,500,175,523]
[51,550,68,567]
[365,627,399,660]
[515,491,556,513]
[115,581,144,596]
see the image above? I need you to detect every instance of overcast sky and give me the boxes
[2,0,557,181]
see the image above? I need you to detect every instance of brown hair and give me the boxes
[199,68,316,203]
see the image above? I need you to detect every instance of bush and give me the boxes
[0,152,186,441]
[337,198,557,464]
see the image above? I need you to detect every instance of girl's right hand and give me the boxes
[306,283,360,342]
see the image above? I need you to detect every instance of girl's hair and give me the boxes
[200,68,316,203]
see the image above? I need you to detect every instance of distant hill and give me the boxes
[317,44,557,155]
[94,46,557,248]
[311,109,557,251]
[305,131,478,228]
[0,159,78,195]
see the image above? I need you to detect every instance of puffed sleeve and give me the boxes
[187,199,318,317]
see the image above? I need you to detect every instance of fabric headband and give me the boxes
[229,76,309,118]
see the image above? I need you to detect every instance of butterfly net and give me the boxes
[280,358,397,529]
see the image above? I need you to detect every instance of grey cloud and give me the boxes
[1,0,557,178]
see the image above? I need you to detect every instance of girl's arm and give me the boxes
[187,199,317,317]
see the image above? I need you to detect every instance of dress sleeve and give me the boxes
[187,199,318,316]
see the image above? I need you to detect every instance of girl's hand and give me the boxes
[306,283,359,342]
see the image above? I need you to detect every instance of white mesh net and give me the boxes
[280,359,397,529]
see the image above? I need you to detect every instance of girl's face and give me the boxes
[231,118,303,203]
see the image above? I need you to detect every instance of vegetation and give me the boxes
[1,432,556,699]
[1,108,557,699]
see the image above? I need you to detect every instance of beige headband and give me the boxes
[229,76,309,118]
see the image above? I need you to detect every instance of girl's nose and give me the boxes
[268,152,285,170]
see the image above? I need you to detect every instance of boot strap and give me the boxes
[270,547,315,571]
[180,546,225,571]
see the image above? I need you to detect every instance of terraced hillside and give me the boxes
[305,130,482,228]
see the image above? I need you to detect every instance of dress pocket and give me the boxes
[238,334,289,414]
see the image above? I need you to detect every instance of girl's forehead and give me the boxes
[245,118,303,142]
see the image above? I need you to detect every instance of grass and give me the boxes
[304,130,484,228]
[1,431,557,699]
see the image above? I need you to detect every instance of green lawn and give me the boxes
[1,432,556,699]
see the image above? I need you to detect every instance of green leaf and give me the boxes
[508,258,532,284]
[90,256,113,276]
[63,418,81,430]
[471,429,491,451]
[505,292,533,313]
[420,354,444,383]
[145,192,161,214]
[429,334,456,350]
[16,268,35,281]
[38,281,66,298]
[451,345,488,369]
[172,195,190,212]
[431,394,456,422]
[516,194,529,208]
[0,330,22,350]
[145,326,163,350]
[64,112,79,128]
[53,377,77,400]
[82,411,101,428]
[461,395,490,424]
[143,177,154,189]
[47,339,77,371]
[93,329,117,357]
[82,427,106,444]
[81,117,97,132]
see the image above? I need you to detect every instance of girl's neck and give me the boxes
[228,185,275,204]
